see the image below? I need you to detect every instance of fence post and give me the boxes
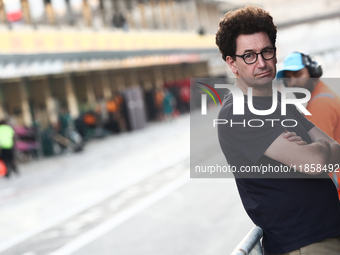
[231,226,263,255]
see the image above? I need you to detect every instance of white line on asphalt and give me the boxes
[0,154,189,254]
[49,173,190,255]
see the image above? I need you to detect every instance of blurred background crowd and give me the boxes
[0,0,228,164]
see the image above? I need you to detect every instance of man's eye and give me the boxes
[244,53,254,59]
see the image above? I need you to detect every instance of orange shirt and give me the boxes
[155,91,165,108]
[306,81,340,198]
[306,81,340,144]
[83,114,97,126]
[106,100,117,113]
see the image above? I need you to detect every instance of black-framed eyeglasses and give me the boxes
[235,47,276,64]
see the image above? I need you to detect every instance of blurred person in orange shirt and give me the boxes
[277,52,340,197]
[155,89,165,121]
[105,94,124,133]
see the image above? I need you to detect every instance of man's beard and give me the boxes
[292,80,314,99]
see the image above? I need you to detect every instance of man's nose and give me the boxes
[256,54,266,68]
[286,78,297,87]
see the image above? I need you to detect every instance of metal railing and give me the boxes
[231,226,263,255]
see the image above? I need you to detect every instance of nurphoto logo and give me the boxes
[198,83,312,128]
[196,82,222,115]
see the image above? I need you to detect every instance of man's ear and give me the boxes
[226,56,238,75]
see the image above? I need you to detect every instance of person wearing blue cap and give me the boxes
[277,52,323,100]
[277,52,322,79]
[277,52,340,143]
[278,52,340,200]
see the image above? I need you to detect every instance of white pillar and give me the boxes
[19,80,32,126]
[64,76,79,118]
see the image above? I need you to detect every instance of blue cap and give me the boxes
[276,52,305,78]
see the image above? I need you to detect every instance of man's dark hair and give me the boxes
[215,6,277,61]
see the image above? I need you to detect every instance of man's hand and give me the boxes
[308,127,340,166]
[283,131,307,145]
[329,141,340,166]
[264,131,332,175]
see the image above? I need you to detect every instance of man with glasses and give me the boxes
[215,6,340,255]
[235,47,276,64]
